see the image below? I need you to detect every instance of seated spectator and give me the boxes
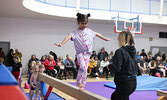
[148,60,157,76]
[59,56,65,64]
[28,54,39,74]
[156,56,166,77]
[108,51,114,62]
[91,51,97,58]
[57,57,66,80]
[44,55,48,59]
[147,51,152,57]
[102,47,108,56]
[163,56,167,66]
[99,57,110,79]
[94,56,100,74]
[95,56,100,65]
[143,56,149,67]
[88,56,98,77]
[154,51,162,60]
[74,55,80,70]
[98,47,108,61]
[49,51,58,62]
[162,52,166,61]
[14,49,22,62]
[140,49,147,57]
[44,55,57,77]
[137,56,148,75]
[40,56,46,64]
[136,51,141,60]
[146,54,153,63]
[65,56,77,79]
[12,56,22,86]
[65,54,69,63]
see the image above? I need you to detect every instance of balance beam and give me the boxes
[157,90,167,100]
[157,90,167,96]
[38,73,109,100]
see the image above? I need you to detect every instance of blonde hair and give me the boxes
[36,60,41,65]
[33,65,39,71]
[31,61,36,65]
[150,60,156,67]
[118,31,134,47]
[39,64,45,69]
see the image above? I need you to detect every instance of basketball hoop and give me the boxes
[127,27,136,37]
[113,14,143,35]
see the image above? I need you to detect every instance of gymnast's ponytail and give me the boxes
[118,31,135,47]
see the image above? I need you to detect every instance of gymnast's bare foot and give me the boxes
[79,88,84,91]
[77,84,84,91]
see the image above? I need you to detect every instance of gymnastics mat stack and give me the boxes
[0,63,28,100]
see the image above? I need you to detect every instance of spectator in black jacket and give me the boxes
[7,49,14,66]
[97,47,108,61]
[109,31,137,100]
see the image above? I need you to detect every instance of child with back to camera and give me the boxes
[54,13,110,91]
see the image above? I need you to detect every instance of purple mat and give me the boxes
[70,81,160,100]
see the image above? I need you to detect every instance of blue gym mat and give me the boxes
[104,75,167,91]
[0,63,18,85]
[7,66,13,72]
[25,92,65,100]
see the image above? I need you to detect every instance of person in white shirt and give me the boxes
[99,57,110,78]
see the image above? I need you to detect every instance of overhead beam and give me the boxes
[38,73,109,100]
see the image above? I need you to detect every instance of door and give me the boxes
[0,42,10,65]
[150,46,167,56]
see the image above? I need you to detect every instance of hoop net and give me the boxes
[127,27,136,37]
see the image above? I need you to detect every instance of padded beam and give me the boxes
[38,73,109,100]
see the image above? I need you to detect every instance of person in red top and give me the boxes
[44,55,56,77]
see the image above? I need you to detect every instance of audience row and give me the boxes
[0,47,167,80]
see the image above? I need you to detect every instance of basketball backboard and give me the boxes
[113,14,143,34]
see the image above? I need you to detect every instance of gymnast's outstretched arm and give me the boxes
[54,34,72,47]
[96,33,110,41]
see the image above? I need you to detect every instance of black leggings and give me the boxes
[111,79,136,100]
[45,69,56,77]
